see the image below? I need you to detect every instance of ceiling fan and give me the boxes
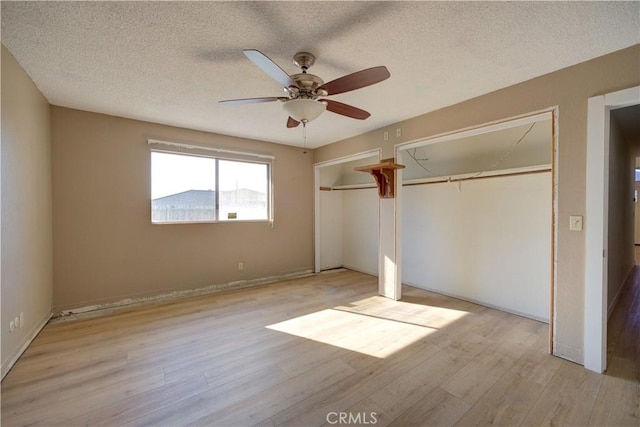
[219,49,390,128]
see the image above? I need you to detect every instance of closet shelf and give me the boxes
[354,159,405,198]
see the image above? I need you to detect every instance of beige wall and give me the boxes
[1,45,53,377]
[51,107,313,311]
[314,45,640,363]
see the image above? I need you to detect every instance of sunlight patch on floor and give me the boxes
[336,296,470,329]
[266,298,468,358]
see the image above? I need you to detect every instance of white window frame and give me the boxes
[148,139,274,225]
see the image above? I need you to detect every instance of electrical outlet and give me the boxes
[238,262,244,271]
[383,131,389,141]
[396,128,402,137]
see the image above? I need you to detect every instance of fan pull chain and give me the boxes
[302,122,308,154]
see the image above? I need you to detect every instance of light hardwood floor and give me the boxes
[1,269,638,426]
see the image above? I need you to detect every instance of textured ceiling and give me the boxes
[2,1,639,149]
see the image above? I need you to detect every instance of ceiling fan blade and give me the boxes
[243,49,297,88]
[323,99,371,120]
[318,66,390,95]
[287,117,300,128]
[219,97,287,106]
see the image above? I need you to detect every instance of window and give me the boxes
[151,151,270,223]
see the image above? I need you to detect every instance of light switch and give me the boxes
[569,215,583,231]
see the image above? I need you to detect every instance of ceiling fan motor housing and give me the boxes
[291,73,325,97]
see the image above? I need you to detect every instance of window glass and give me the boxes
[151,152,217,223]
[218,160,269,220]
[151,151,270,223]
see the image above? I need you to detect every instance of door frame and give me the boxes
[585,85,640,373]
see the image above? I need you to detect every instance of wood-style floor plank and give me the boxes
[1,268,638,427]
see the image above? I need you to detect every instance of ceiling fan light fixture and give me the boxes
[221,49,388,128]
[282,98,326,123]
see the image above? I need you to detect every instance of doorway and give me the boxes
[396,109,557,348]
[585,86,640,373]
[314,150,381,274]
[635,167,640,248]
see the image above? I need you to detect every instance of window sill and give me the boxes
[151,219,271,225]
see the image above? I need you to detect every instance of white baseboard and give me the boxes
[402,280,550,324]
[608,265,635,319]
[341,264,378,277]
[2,309,52,380]
[319,264,344,272]
[51,269,314,323]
